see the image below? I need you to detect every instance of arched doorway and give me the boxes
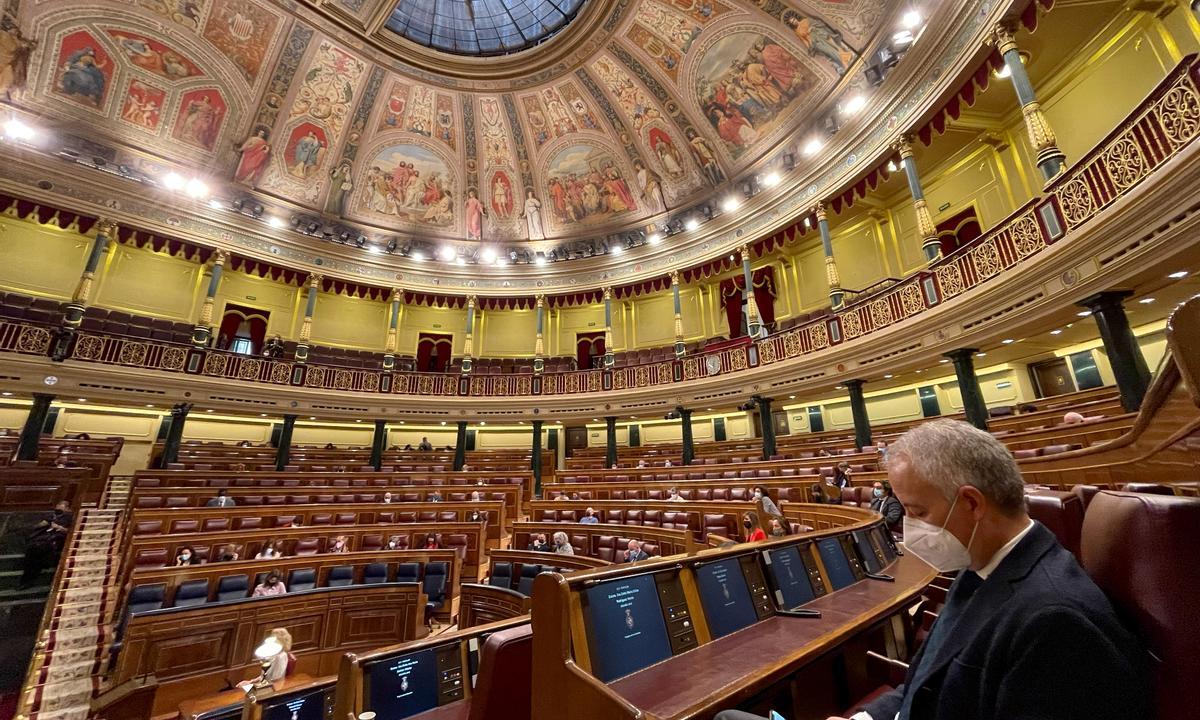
[217,304,269,355]
[417,333,454,373]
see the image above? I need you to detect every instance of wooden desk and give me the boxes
[608,553,933,719]
[176,673,314,720]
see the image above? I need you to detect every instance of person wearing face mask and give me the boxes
[869,481,904,528]
[173,546,197,566]
[742,512,766,542]
[846,419,1149,720]
[752,486,781,515]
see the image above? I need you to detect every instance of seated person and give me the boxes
[323,442,336,450]
[753,486,781,515]
[206,488,236,507]
[743,512,766,542]
[552,531,574,555]
[329,535,350,553]
[386,535,404,550]
[1062,410,1086,425]
[717,419,1150,720]
[215,544,240,562]
[580,507,600,524]
[19,501,72,588]
[383,492,393,504]
[429,490,443,503]
[237,628,295,691]
[637,460,648,468]
[173,545,198,566]
[469,509,484,522]
[667,487,686,502]
[422,534,440,550]
[252,571,287,597]
[262,335,284,359]
[418,437,433,451]
[870,481,904,528]
[255,540,284,559]
[767,517,787,538]
[622,540,650,563]
[527,533,550,552]
[663,459,673,467]
[469,490,482,502]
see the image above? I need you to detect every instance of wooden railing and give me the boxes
[2,57,1197,400]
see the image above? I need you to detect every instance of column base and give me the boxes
[829,289,844,311]
[382,354,395,371]
[294,343,309,364]
[191,325,211,348]
[603,353,614,370]
[62,303,85,328]
[674,340,685,359]
[50,326,77,362]
[922,236,943,263]
[461,358,473,375]
[1037,148,1067,186]
[533,357,544,374]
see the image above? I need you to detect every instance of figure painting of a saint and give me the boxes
[284,122,328,179]
[490,171,514,219]
[171,88,226,150]
[359,143,456,229]
[234,126,271,186]
[695,32,818,158]
[53,30,112,109]
[108,30,202,80]
[545,144,637,227]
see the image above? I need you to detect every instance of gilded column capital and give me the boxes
[812,202,828,223]
[96,218,119,238]
[212,249,229,267]
[992,23,1019,55]
[602,286,612,302]
[670,270,680,287]
[467,294,477,310]
[305,273,323,288]
[390,287,403,303]
[739,243,752,260]
[536,293,545,308]
[893,136,915,159]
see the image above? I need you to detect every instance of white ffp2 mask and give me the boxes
[903,494,978,572]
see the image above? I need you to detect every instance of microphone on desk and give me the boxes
[777,608,822,619]
[864,572,895,582]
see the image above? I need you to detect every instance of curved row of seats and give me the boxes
[488,562,580,596]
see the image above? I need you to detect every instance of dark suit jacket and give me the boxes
[862,523,1150,720]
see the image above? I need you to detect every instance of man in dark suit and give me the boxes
[717,419,1150,720]
[622,540,650,563]
[205,488,235,507]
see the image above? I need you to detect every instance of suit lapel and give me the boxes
[913,524,1056,686]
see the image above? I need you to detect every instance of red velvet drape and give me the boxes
[576,333,605,369]
[936,208,983,256]
[417,333,453,372]
[216,304,268,353]
[720,268,777,336]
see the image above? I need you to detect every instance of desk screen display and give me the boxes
[852,530,884,574]
[364,646,441,718]
[695,558,758,638]
[583,574,672,682]
[261,686,333,720]
[765,545,815,609]
[874,526,898,562]
[817,537,857,590]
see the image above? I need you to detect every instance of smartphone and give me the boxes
[769,712,786,720]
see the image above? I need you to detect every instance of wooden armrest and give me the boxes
[866,651,910,687]
[920,609,938,633]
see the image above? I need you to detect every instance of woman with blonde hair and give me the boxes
[264,627,295,682]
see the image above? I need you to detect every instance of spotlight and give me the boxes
[184,178,209,199]
[803,138,824,155]
[455,256,466,266]
[439,245,457,261]
[684,217,700,231]
[891,30,914,48]
[411,249,426,261]
[887,160,898,172]
[480,247,497,264]
[534,252,547,266]
[162,172,185,191]
[367,244,381,254]
[4,118,34,141]
[647,233,663,245]
[761,172,781,188]
[842,95,867,115]
[721,196,740,213]
[610,243,623,255]
[208,199,225,211]
[803,216,811,228]
[267,216,285,229]
[900,10,922,29]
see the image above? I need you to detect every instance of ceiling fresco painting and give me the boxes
[2,0,899,249]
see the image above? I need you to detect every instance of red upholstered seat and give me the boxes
[467,623,533,720]
[134,520,162,535]
[310,513,332,525]
[361,534,384,551]
[136,548,168,567]
[235,517,262,530]
[1025,490,1084,560]
[1082,491,1200,720]
[595,536,617,562]
[292,538,320,555]
[201,518,228,532]
[1121,483,1176,495]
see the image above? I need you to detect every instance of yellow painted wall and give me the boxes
[94,245,202,321]
[0,217,90,299]
[478,309,537,357]
[214,272,301,339]
[310,293,389,350]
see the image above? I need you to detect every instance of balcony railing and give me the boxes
[2,56,1197,399]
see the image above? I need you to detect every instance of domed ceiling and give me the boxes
[6,0,897,251]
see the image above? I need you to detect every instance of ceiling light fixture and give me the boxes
[883,374,893,379]
[1077,310,1092,317]
[887,159,898,172]
[1050,329,1062,335]
[439,245,456,261]
[684,217,700,231]
[802,138,824,156]
[1138,297,1156,304]
[1168,270,1189,279]
[900,10,922,29]
[3,117,34,141]
[76,397,87,402]
[1001,338,1015,344]
[267,216,285,229]
[891,30,914,46]
[842,95,867,116]
[761,172,781,188]
[184,178,209,199]
[976,352,987,357]
[162,172,185,191]
[721,196,740,213]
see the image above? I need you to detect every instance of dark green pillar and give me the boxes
[370,419,386,471]
[16,394,54,461]
[945,349,989,430]
[679,408,694,466]
[1079,291,1151,413]
[755,396,776,460]
[844,380,872,451]
[605,416,618,468]
[159,402,192,468]
[275,414,296,471]
[531,420,544,498]
[453,421,468,471]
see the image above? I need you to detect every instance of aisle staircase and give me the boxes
[16,478,130,720]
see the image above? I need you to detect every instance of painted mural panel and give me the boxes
[545,143,637,227]
[52,29,113,109]
[120,78,167,132]
[357,142,457,229]
[133,0,209,31]
[693,28,835,159]
[202,0,281,82]
[107,30,202,80]
[282,121,328,179]
[171,87,226,150]
[288,42,364,137]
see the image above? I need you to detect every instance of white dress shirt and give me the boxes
[850,519,1037,720]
